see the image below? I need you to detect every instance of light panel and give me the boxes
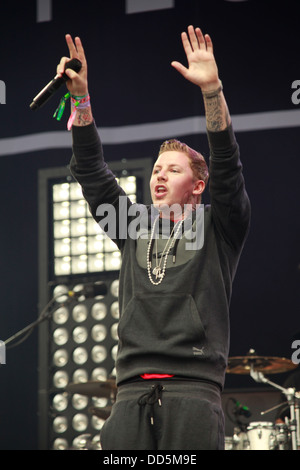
[48,277,119,450]
[52,177,137,276]
[38,158,152,449]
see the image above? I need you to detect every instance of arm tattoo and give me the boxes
[203,94,231,132]
[74,107,94,126]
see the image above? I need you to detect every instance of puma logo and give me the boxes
[193,346,205,356]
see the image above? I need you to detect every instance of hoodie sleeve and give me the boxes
[207,124,251,252]
[69,122,131,248]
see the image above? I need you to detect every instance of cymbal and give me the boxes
[65,379,117,399]
[89,406,112,420]
[227,355,297,375]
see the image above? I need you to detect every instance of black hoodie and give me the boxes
[70,122,250,391]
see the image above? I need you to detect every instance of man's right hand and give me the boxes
[57,34,89,97]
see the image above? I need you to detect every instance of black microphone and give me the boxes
[69,282,108,299]
[30,58,82,111]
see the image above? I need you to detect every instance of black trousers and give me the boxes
[100,379,225,450]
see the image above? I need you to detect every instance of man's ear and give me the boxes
[193,179,205,196]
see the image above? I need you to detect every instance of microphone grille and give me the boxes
[64,58,82,74]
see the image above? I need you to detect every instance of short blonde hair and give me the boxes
[158,139,209,185]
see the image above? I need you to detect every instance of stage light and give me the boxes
[91,324,107,342]
[53,306,69,325]
[73,326,88,344]
[111,344,118,361]
[72,255,88,274]
[53,416,68,434]
[110,301,119,319]
[53,370,69,389]
[73,346,89,365]
[91,415,104,431]
[119,175,136,195]
[53,285,69,303]
[87,235,104,253]
[88,254,104,272]
[53,327,69,346]
[104,251,121,271]
[87,218,100,235]
[72,304,88,323]
[53,438,68,450]
[53,183,69,202]
[69,182,83,200]
[91,302,107,321]
[70,200,87,218]
[72,369,88,383]
[91,345,107,363]
[110,280,119,297]
[72,394,89,411]
[53,394,68,412]
[53,201,70,220]
[53,349,69,367]
[70,218,87,237]
[71,237,87,256]
[72,413,88,432]
[54,220,70,238]
[91,367,107,381]
[110,323,118,341]
[54,238,71,257]
[54,258,71,276]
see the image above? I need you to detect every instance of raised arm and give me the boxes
[171,25,231,132]
[57,34,93,126]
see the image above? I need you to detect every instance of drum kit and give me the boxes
[64,378,117,450]
[225,349,300,451]
[65,378,117,420]
[64,350,300,451]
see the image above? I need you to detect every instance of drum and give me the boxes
[232,429,250,450]
[275,423,291,450]
[297,404,300,450]
[224,436,234,450]
[247,422,276,450]
[224,434,249,450]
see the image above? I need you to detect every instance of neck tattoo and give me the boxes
[146,216,183,285]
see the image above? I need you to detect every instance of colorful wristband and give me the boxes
[53,93,91,130]
[67,94,91,130]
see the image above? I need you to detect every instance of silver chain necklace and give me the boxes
[146,216,183,285]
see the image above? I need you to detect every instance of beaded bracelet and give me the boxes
[201,81,223,99]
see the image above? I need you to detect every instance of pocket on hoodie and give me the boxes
[117,293,205,356]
